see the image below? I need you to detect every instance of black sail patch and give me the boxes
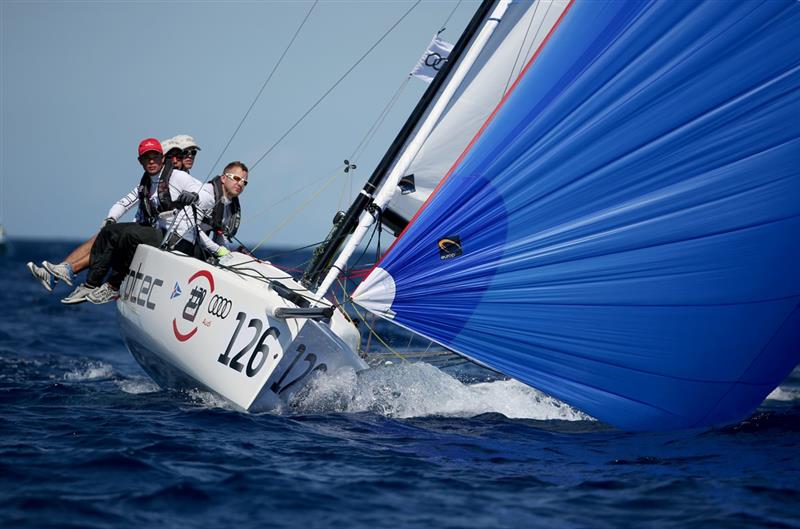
[438,235,462,260]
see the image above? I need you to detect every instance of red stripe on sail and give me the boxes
[371,0,576,272]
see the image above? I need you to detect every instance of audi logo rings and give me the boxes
[425,52,448,70]
[207,295,233,318]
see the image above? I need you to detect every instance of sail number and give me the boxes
[218,312,328,393]
[218,312,280,377]
[270,344,327,395]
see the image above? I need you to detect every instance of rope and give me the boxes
[335,278,408,364]
[439,0,463,33]
[250,167,343,251]
[258,238,328,263]
[338,76,411,210]
[501,0,551,98]
[206,1,319,180]
[239,161,346,225]
[347,77,411,166]
[250,0,423,170]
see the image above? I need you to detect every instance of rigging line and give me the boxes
[244,162,346,225]
[522,1,554,70]
[270,163,346,210]
[250,168,343,252]
[346,217,380,281]
[348,77,411,163]
[345,294,409,363]
[206,1,319,181]
[218,262,336,306]
[437,0,462,35]
[501,0,547,98]
[439,0,463,33]
[338,76,410,209]
[258,238,328,262]
[250,0,423,170]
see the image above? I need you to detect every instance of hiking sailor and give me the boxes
[26,135,193,293]
[62,138,204,304]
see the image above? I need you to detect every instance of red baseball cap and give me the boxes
[138,138,163,156]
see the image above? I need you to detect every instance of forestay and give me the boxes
[354,0,800,430]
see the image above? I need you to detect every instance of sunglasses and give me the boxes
[182,149,198,158]
[223,173,248,187]
[139,152,163,163]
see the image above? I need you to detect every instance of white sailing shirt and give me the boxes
[105,169,203,242]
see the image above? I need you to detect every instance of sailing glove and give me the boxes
[214,247,231,258]
[176,191,199,208]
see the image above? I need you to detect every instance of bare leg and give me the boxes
[63,234,97,274]
[30,233,97,292]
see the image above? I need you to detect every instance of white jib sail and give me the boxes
[390,0,571,222]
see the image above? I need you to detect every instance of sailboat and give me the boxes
[117,0,800,430]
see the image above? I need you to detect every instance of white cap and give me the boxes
[161,137,181,154]
[173,134,201,150]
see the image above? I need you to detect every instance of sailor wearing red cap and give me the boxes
[56,138,205,304]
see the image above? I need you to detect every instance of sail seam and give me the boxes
[690,302,800,428]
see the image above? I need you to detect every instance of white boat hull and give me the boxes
[116,245,367,411]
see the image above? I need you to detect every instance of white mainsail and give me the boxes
[316,0,570,297]
[391,0,571,222]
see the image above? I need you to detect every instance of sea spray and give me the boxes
[291,361,592,421]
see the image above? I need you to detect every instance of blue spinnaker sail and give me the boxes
[353,0,800,430]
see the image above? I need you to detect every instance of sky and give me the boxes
[1,0,475,248]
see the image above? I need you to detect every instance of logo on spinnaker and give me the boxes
[170,282,182,299]
[438,235,462,260]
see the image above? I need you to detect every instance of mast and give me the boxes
[312,0,515,298]
[301,0,499,290]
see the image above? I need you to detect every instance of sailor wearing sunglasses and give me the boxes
[26,134,201,295]
[56,138,205,304]
[175,161,248,261]
[173,134,201,174]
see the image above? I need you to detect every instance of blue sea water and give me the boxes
[2,240,799,529]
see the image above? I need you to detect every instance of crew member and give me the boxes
[63,138,203,304]
[173,134,201,174]
[176,161,248,260]
[27,135,191,293]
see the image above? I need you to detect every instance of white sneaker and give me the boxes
[62,283,95,304]
[87,283,119,305]
[27,262,54,292]
[43,261,74,286]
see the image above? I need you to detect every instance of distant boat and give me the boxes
[0,225,6,247]
[119,0,800,430]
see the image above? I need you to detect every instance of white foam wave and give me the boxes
[63,362,115,381]
[766,386,800,402]
[184,388,240,411]
[292,362,592,421]
[117,378,161,395]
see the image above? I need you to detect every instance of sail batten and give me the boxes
[353,0,800,431]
